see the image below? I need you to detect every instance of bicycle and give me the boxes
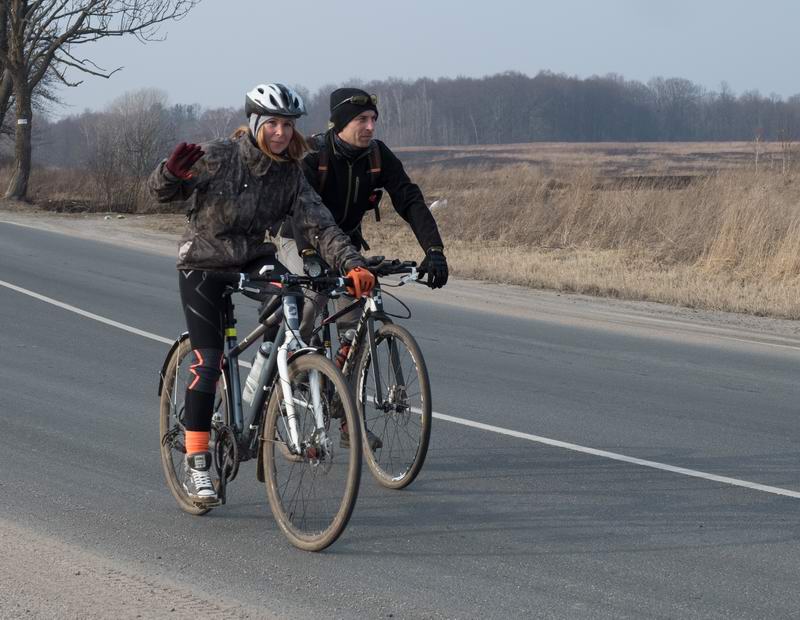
[310,257,432,490]
[158,267,362,551]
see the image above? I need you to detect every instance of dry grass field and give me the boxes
[2,141,798,319]
[366,142,799,319]
[394,141,794,176]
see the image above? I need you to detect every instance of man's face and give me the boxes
[338,110,378,148]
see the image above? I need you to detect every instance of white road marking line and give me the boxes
[3,277,797,498]
[0,278,254,368]
[0,220,43,231]
[0,278,173,345]
[431,412,800,499]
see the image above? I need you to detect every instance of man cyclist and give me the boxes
[280,87,447,287]
[272,87,448,450]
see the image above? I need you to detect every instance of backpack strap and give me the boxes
[317,143,329,192]
[368,141,381,186]
[367,141,382,221]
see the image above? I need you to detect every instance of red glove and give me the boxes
[165,142,204,179]
[346,267,375,298]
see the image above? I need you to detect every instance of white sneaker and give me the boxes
[182,451,217,501]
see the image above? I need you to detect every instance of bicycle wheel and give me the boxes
[356,322,432,489]
[159,337,229,515]
[262,354,361,552]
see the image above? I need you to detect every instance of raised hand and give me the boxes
[165,142,204,179]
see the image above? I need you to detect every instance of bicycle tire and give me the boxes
[159,337,229,515]
[263,354,362,551]
[356,322,432,489]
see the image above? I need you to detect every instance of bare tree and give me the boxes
[82,88,174,211]
[197,106,239,140]
[0,3,13,136]
[0,0,200,201]
[82,111,119,208]
[1,5,64,142]
[113,88,173,209]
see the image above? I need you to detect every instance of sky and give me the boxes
[50,0,800,117]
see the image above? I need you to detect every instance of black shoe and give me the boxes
[340,422,383,451]
[182,451,218,502]
[329,393,344,419]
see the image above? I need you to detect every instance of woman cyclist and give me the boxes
[149,83,375,503]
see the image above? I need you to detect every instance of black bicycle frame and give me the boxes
[318,283,406,411]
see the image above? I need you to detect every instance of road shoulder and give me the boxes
[2,208,797,346]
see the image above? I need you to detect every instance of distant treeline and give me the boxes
[306,71,800,145]
[24,70,800,170]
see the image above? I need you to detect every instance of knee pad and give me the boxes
[187,348,223,394]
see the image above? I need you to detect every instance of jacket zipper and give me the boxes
[342,161,353,225]
[339,147,370,229]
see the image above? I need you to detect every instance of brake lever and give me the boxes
[398,267,421,286]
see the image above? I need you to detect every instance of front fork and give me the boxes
[277,293,327,454]
[350,293,406,411]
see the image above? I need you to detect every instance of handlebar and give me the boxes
[204,268,352,296]
[363,255,434,288]
[364,255,419,276]
[205,255,428,298]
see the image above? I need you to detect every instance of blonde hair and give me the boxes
[231,121,310,162]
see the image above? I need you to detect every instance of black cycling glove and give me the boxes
[419,247,448,289]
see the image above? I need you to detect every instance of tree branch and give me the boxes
[54,49,123,79]
[49,60,82,86]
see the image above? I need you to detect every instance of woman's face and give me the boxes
[261,116,295,153]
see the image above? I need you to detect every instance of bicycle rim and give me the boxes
[263,354,361,551]
[159,338,227,515]
[357,323,432,489]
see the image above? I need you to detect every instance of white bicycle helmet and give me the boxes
[245,83,306,118]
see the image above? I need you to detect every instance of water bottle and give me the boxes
[335,329,357,368]
[242,342,272,405]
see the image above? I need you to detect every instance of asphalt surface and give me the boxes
[1,221,799,619]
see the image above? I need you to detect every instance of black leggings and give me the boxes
[178,260,288,432]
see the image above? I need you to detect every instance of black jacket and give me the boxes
[286,130,444,252]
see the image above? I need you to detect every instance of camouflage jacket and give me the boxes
[148,134,365,272]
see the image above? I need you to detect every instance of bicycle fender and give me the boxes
[256,427,266,482]
[157,332,190,396]
[289,346,325,359]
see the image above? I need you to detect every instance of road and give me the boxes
[1,219,799,619]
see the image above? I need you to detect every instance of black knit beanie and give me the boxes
[330,88,378,132]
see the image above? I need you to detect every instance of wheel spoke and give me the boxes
[358,324,431,488]
[160,339,227,515]
[264,356,360,550]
